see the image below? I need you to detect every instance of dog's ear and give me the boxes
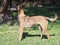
[17,5,23,11]
[17,5,20,10]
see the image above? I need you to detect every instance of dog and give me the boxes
[18,6,57,41]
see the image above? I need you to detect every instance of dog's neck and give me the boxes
[18,7,25,17]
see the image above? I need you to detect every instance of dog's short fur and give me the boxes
[18,7,57,41]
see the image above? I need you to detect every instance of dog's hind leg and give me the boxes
[39,20,50,40]
[44,28,50,40]
[39,25,43,39]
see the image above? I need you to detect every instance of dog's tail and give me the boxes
[46,14,58,22]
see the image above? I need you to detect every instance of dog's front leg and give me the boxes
[18,24,24,41]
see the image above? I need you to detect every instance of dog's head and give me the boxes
[17,5,25,17]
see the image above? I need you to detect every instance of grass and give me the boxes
[0,6,60,45]
[0,22,60,45]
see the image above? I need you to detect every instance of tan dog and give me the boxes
[18,7,57,41]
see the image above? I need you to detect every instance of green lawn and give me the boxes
[0,19,60,45]
[0,6,60,45]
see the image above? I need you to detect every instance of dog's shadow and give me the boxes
[22,32,55,40]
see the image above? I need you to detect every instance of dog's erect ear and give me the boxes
[17,5,20,10]
[17,5,23,11]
